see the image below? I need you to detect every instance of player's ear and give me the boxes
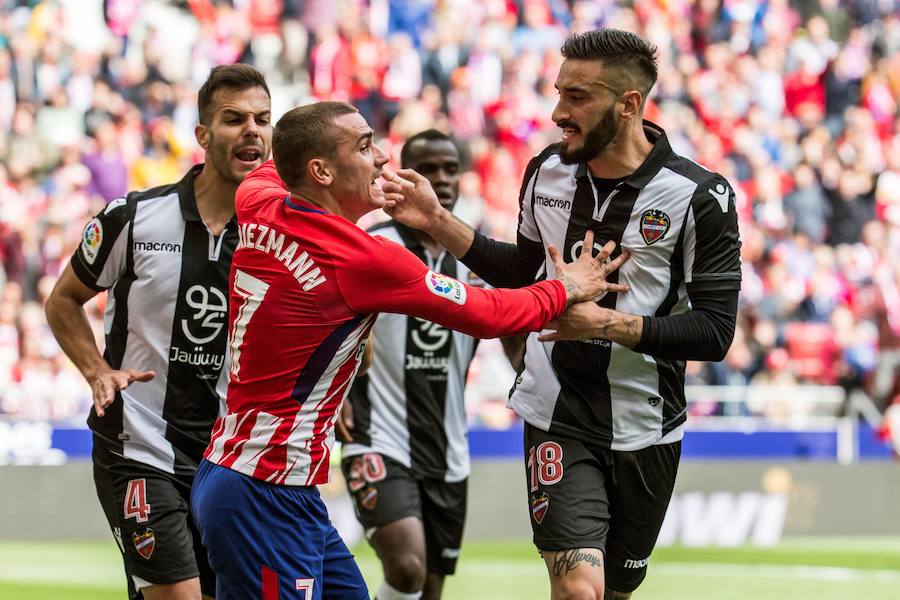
[195,124,210,150]
[620,90,643,121]
[308,158,333,186]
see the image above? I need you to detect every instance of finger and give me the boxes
[606,283,630,294]
[605,250,631,273]
[335,420,354,443]
[594,239,616,263]
[93,394,105,417]
[396,168,425,185]
[382,168,416,188]
[381,182,406,195]
[537,331,559,342]
[547,244,564,271]
[128,370,156,382]
[581,229,595,255]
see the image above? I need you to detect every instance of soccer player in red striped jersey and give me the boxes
[190,101,629,600]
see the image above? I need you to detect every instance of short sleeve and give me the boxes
[682,173,742,292]
[71,197,132,291]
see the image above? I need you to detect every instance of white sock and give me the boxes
[375,581,423,600]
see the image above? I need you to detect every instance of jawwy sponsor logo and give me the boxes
[425,271,467,305]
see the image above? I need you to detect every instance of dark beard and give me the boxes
[558,105,619,165]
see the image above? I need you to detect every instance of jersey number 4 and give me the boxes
[123,479,151,523]
[230,269,271,380]
[528,442,564,492]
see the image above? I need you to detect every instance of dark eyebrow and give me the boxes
[222,108,271,118]
[557,84,590,94]
[357,131,374,145]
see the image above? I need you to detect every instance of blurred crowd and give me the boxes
[0,0,898,427]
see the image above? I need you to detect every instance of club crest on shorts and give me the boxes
[132,527,156,560]
[640,209,670,245]
[359,487,378,511]
[531,492,550,524]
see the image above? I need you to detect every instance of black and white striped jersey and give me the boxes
[511,122,741,451]
[343,221,479,483]
[71,165,236,476]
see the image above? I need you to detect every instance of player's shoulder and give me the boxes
[665,155,734,208]
[530,142,566,170]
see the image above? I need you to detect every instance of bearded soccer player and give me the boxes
[190,101,628,600]
[386,29,741,600]
[46,64,272,600]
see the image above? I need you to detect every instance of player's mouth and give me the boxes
[560,126,580,142]
[234,146,263,167]
[371,170,384,197]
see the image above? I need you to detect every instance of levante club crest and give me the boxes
[640,209,670,245]
[132,527,156,560]
[531,492,550,524]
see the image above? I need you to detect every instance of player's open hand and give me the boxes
[90,368,155,417]
[550,230,631,305]
[381,168,443,232]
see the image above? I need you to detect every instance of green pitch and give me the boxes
[1,538,898,599]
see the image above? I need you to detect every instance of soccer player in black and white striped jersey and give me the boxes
[45,65,272,600]
[384,29,742,600]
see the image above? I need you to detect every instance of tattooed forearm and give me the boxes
[551,549,603,577]
[598,312,613,336]
[625,318,638,337]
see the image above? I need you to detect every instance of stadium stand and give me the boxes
[0,0,898,438]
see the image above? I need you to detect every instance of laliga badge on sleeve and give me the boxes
[81,218,103,264]
[425,271,467,305]
[531,492,550,524]
[132,527,156,560]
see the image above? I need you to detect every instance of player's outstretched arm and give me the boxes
[45,265,155,417]
[382,167,476,259]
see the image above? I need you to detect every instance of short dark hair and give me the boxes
[400,129,458,168]
[561,29,659,97]
[272,101,359,189]
[198,64,270,125]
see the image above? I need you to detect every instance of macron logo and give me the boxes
[624,557,650,569]
[708,184,729,213]
[536,195,571,211]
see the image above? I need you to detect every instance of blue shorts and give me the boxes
[191,459,368,600]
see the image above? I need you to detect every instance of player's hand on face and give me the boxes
[336,401,354,443]
[549,230,631,304]
[381,168,442,231]
[539,302,607,342]
[89,368,155,417]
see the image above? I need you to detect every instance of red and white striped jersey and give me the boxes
[205,161,567,486]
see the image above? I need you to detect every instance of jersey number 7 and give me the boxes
[229,269,270,380]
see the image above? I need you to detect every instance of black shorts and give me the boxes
[523,423,680,594]
[341,453,467,575]
[92,445,214,599]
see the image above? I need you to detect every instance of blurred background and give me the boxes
[0,0,899,599]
